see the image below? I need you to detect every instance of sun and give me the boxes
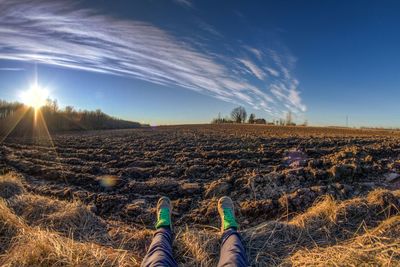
[20,85,49,110]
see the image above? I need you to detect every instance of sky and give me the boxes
[0,0,399,127]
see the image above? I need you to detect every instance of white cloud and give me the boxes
[288,89,307,112]
[196,20,223,38]
[0,0,306,118]
[243,46,263,60]
[267,49,306,113]
[266,67,279,77]
[238,58,266,80]
[173,0,193,8]
[0,67,24,71]
[270,81,306,113]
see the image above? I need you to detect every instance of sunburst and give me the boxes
[20,84,49,110]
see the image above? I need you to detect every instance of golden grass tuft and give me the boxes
[8,194,65,223]
[1,229,134,267]
[290,195,337,229]
[107,221,153,260]
[367,188,400,216]
[0,174,137,266]
[0,199,26,254]
[243,221,299,266]
[175,226,220,266]
[44,202,109,243]
[242,189,400,266]
[9,193,109,243]
[289,215,400,266]
[0,173,25,199]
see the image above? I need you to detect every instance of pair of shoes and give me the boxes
[155,196,238,233]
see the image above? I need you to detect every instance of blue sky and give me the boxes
[0,0,399,127]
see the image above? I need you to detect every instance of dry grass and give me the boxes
[0,174,138,266]
[107,220,153,259]
[175,226,220,266]
[0,173,25,199]
[241,189,400,266]
[2,229,134,267]
[0,173,399,266]
[152,189,400,266]
[44,202,110,243]
[8,194,66,223]
[289,215,400,266]
[0,199,26,254]
[9,193,110,243]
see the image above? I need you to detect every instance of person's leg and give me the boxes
[141,197,178,267]
[141,227,177,267]
[217,228,248,267]
[217,196,249,267]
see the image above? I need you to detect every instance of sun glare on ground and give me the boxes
[20,85,49,110]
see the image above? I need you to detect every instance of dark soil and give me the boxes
[1,125,400,228]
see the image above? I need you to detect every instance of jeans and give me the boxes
[141,227,177,267]
[141,227,248,267]
[217,228,248,266]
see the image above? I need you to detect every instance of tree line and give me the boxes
[212,106,307,126]
[0,99,143,137]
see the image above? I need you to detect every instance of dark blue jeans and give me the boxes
[141,227,248,267]
[218,228,249,266]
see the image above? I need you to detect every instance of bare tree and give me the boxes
[286,111,292,125]
[248,113,255,124]
[231,106,247,123]
[45,98,58,112]
[65,106,75,114]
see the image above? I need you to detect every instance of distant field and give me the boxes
[1,124,399,266]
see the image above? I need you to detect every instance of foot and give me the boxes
[155,196,172,230]
[218,196,238,233]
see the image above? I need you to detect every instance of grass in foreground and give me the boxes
[0,172,399,266]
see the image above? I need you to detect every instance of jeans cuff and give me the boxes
[221,227,241,244]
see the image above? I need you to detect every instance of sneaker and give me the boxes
[218,196,238,233]
[155,196,172,230]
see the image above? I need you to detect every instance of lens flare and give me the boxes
[98,175,119,188]
[20,85,49,110]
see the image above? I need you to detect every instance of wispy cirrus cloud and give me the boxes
[0,67,24,71]
[238,58,266,80]
[243,46,263,60]
[173,0,193,8]
[0,0,306,117]
[266,67,279,77]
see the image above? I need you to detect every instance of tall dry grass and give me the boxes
[0,173,25,199]
[173,189,400,266]
[0,173,138,266]
[0,172,399,266]
[2,229,133,267]
[289,215,400,266]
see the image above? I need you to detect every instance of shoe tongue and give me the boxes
[223,208,233,217]
[223,208,238,230]
[159,207,169,218]
[155,208,171,229]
